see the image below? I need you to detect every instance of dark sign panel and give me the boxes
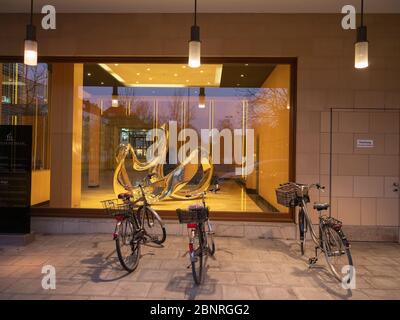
[0,125,32,233]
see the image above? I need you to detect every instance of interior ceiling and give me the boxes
[220,64,275,88]
[83,63,275,88]
[98,63,223,87]
[1,0,400,13]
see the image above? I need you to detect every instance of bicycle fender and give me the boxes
[142,206,166,227]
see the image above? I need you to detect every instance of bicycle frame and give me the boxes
[300,199,320,246]
[187,223,204,261]
[185,193,212,260]
[300,196,346,254]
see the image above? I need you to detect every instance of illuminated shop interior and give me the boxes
[0,61,292,214]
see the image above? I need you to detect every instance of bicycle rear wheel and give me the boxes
[115,220,141,272]
[190,226,204,285]
[322,225,353,283]
[138,206,166,245]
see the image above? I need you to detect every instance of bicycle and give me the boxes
[101,184,166,272]
[176,192,215,285]
[276,182,353,283]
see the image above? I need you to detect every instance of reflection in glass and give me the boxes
[80,63,290,213]
[0,63,50,170]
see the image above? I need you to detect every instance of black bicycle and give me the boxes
[276,182,353,283]
[101,185,166,272]
[176,192,215,285]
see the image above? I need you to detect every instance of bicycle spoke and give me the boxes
[322,225,353,282]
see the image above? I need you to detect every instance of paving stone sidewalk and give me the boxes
[0,234,400,300]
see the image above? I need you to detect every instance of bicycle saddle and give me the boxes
[118,192,132,200]
[313,202,330,211]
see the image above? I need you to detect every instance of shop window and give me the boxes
[80,62,292,214]
[0,63,50,206]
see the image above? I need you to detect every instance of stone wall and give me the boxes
[1,13,399,236]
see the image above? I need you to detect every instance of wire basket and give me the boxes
[275,183,300,208]
[176,206,209,224]
[101,199,131,218]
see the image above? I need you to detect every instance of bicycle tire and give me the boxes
[115,220,141,273]
[299,209,306,255]
[206,222,215,256]
[190,226,204,285]
[138,206,167,245]
[321,225,353,283]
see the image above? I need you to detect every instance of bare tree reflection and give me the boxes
[234,88,289,129]
[24,64,48,107]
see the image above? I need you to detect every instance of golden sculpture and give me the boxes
[113,124,213,202]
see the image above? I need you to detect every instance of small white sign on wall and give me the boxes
[356,139,374,148]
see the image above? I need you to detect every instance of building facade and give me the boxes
[0,12,399,241]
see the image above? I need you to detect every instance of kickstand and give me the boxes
[308,246,320,268]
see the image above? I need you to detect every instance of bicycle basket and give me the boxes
[176,206,209,224]
[101,199,131,218]
[275,183,299,208]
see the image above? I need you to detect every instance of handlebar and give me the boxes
[185,191,206,198]
[185,191,207,206]
[281,182,325,193]
[310,183,325,191]
[118,184,148,204]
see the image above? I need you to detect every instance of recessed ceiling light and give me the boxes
[200,70,204,73]
[114,64,119,66]
[182,65,187,69]
[136,81,139,84]
[146,68,151,71]
[87,73,91,76]
[236,83,240,86]
[101,82,104,85]
[207,82,211,85]
[240,74,245,78]
[149,77,153,80]
[136,72,140,76]
[245,63,249,66]
[174,73,178,77]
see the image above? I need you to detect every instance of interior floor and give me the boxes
[80,171,268,212]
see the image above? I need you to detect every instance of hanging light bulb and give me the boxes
[111,86,119,107]
[24,0,38,66]
[355,0,368,69]
[188,0,201,68]
[198,87,205,108]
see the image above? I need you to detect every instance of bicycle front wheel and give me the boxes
[115,220,141,273]
[138,206,166,245]
[321,225,353,283]
[299,209,306,256]
[190,226,204,285]
[205,221,215,256]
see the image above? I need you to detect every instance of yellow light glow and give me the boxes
[24,40,38,66]
[355,41,369,69]
[188,41,201,68]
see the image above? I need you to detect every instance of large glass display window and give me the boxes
[80,62,293,215]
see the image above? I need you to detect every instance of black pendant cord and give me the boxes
[361,0,364,27]
[194,0,197,26]
[30,0,34,25]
